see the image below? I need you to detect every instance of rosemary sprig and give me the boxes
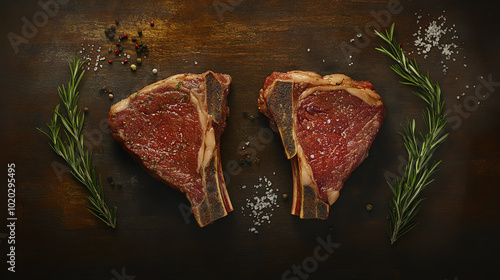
[374,24,448,245]
[38,57,117,229]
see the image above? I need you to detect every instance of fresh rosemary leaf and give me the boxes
[38,57,117,229]
[375,24,448,245]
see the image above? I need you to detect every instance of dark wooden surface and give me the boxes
[1,0,500,279]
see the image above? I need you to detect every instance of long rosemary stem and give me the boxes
[375,24,448,245]
[38,57,117,228]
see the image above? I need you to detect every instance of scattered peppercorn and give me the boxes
[116,42,120,47]
[366,203,373,211]
[104,28,115,40]
[130,64,137,71]
[123,59,128,64]
[136,58,142,64]
[115,49,120,55]
[245,155,253,163]
[136,43,149,54]
[83,107,89,112]
[152,68,158,74]
[108,60,113,64]
[150,21,154,27]
[282,193,288,201]
[108,93,114,99]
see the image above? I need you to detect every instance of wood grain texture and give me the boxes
[1,0,500,279]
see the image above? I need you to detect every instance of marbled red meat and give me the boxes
[258,71,385,219]
[108,71,233,226]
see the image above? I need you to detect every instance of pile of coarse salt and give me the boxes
[241,175,279,234]
[412,11,465,74]
[79,38,107,72]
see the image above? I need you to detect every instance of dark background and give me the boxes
[1,0,500,279]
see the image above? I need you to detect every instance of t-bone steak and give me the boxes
[257,71,385,219]
[108,71,233,227]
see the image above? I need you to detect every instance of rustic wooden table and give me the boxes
[1,0,499,279]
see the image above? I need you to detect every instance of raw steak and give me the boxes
[108,71,233,227]
[257,71,385,219]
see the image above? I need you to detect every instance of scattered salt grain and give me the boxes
[241,175,280,234]
[412,11,464,75]
[79,39,106,72]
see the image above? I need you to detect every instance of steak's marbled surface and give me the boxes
[108,71,233,226]
[258,71,385,219]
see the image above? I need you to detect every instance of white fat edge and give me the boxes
[110,98,130,114]
[187,87,211,173]
[288,71,328,85]
[182,74,217,174]
[298,85,383,107]
[327,189,340,205]
[288,72,352,87]
[345,87,383,107]
[295,144,318,193]
[323,74,352,85]
[297,138,340,206]
[287,71,382,107]
[163,74,189,89]
[201,126,216,169]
